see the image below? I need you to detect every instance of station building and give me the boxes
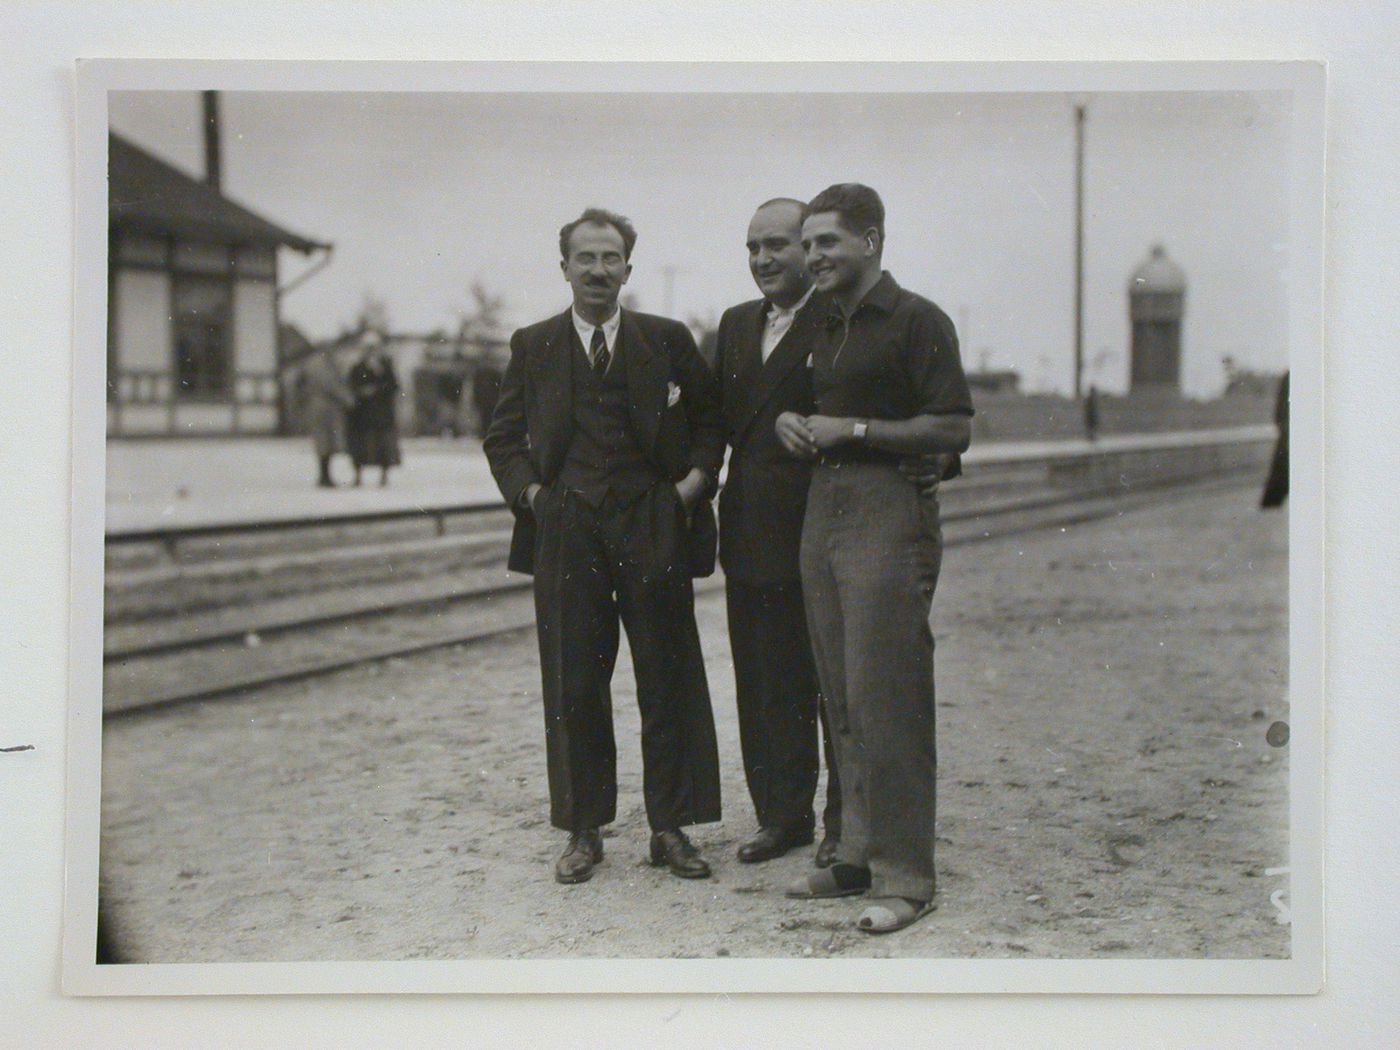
[107,132,330,437]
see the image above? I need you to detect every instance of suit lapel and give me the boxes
[734,296,818,445]
[621,311,669,454]
[724,302,765,432]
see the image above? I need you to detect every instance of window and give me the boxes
[172,275,232,400]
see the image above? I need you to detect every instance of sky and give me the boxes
[108,89,1293,396]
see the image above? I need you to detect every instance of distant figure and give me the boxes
[347,339,402,487]
[1084,384,1101,442]
[1261,371,1289,509]
[297,344,354,488]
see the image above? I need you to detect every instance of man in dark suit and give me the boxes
[716,198,843,867]
[484,208,725,885]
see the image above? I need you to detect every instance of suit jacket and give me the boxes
[716,294,824,585]
[484,307,724,577]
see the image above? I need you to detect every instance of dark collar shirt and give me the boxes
[811,270,974,423]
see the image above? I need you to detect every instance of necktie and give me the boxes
[590,326,610,375]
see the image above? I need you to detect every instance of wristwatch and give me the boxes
[852,420,869,444]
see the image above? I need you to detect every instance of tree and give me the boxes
[468,280,506,330]
[455,280,510,347]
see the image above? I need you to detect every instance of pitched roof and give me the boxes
[109,133,329,253]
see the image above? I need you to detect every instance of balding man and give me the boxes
[716,198,842,866]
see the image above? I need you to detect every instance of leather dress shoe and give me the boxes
[648,829,711,879]
[554,828,603,884]
[737,825,814,864]
[814,834,840,868]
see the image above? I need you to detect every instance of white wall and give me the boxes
[112,405,170,435]
[12,5,1394,1047]
[237,404,277,432]
[112,268,171,372]
[233,278,277,374]
[172,404,236,433]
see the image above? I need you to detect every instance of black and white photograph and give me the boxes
[62,59,1323,996]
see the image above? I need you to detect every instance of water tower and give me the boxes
[1128,244,1186,392]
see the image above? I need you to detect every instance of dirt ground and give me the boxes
[99,484,1289,962]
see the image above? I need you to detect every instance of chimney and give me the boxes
[202,90,222,193]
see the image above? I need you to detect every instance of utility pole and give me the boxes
[1073,101,1086,401]
[202,90,222,193]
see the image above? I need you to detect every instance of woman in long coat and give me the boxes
[298,345,355,488]
[346,341,403,487]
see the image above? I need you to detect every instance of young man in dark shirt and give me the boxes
[778,183,973,933]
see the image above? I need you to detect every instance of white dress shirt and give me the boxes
[572,306,623,372]
[760,285,816,362]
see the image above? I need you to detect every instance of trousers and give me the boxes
[800,460,943,902]
[727,579,842,837]
[531,483,722,833]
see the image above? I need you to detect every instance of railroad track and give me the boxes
[102,461,1265,717]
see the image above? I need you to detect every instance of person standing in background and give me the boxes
[297,343,354,488]
[1261,371,1289,509]
[347,335,402,487]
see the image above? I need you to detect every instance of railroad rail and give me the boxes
[103,427,1275,717]
[107,498,507,552]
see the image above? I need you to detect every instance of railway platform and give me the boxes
[105,435,502,533]
[103,427,1274,533]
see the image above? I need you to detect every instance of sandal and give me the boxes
[785,863,872,899]
[856,896,935,934]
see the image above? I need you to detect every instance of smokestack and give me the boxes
[202,90,222,193]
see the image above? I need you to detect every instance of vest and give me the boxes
[557,332,663,505]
